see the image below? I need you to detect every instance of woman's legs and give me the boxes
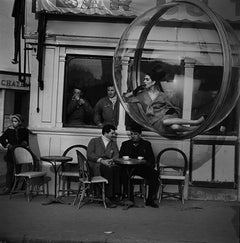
[162,116,205,133]
[163,116,204,126]
[170,124,199,132]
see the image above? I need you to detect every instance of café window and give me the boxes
[194,65,238,136]
[62,54,118,127]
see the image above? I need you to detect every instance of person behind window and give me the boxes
[87,124,121,207]
[94,84,119,127]
[0,114,30,195]
[67,88,93,125]
[124,66,205,135]
[119,124,159,208]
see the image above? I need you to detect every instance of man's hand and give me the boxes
[79,98,85,105]
[101,159,114,166]
[73,94,80,101]
[6,144,13,150]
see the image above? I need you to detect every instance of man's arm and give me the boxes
[93,99,103,126]
[144,141,155,168]
[87,138,100,163]
[0,130,9,148]
[67,100,78,115]
[110,141,119,160]
[119,141,128,158]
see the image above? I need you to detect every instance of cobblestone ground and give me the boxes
[0,194,239,243]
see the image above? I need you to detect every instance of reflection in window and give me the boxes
[63,55,116,127]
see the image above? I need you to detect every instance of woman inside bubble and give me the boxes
[123,65,205,134]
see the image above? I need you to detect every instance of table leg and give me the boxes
[122,167,144,210]
[42,162,70,205]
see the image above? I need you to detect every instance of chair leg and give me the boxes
[58,175,62,196]
[73,182,82,205]
[144,183,149,203]
[62,177,66,196]
[158,183,163,203]
[45,180,49,197]
[179,182,184,204]
[10,177,18,199]
[67,179,71,196]
[26,180,31,203]
[78,184,86,209]
[42,179,45,195]
[102,183,107,209]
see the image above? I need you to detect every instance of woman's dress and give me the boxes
[124,90,181,133]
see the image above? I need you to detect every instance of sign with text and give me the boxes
[0,74,30,91]
[36,0,157,17]
[35,0,240,21]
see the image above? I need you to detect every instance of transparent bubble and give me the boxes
[113,0,240,139]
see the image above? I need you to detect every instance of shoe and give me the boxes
[106,198,117,208]
[0,188,10,195]
[146,200,159,208]
[113,194,121,203]
[122,200,134,210]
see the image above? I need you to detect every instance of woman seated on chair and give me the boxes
[123,65,205,135]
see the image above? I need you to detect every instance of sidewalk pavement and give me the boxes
[0,194,239,243]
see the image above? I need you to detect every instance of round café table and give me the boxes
[114,158,146,210]
[40,155,73,205]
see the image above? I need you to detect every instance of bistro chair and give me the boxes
[156,148,188,204]
[130,175,148,202]
[73,150,108,209]
[59,144,87,196]
[10,145,49,202]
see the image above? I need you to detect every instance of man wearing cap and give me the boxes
[119,124,159,208]
[0,114,29,195]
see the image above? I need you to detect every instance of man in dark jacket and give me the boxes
[119,124,159,208]
[67,88,93,125]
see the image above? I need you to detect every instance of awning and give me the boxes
[35,0,157,17]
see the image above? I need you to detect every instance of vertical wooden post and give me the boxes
[236,99,240,201]
[117,57,129,131]
[182,58,196,119]
[0,90,6,133]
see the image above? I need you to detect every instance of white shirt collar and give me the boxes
[101,135,110,147]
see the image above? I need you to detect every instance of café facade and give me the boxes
[11,0,240,199]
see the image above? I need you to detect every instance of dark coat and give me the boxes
[0,126,29,162]
[119,138,155,169]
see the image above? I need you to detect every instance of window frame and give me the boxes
[62,53,117,128]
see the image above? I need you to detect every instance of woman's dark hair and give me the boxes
[148,65,166,81]
[147,62,181,82]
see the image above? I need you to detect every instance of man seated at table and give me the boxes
[87,124,121,207]
[119,124,159,208]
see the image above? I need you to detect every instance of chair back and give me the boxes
[13,146,35,165]
[76,150,90,181]
[156,148,188,176]
[62,144,87,174]
[62,144,87,164]
[13,146,37,173]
